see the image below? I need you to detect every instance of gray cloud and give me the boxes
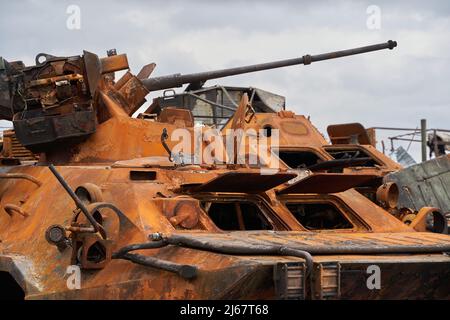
[1,0,449,161]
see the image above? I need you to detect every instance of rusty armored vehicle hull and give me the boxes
[1,163,450,300]
[215,106,450,231]
[144,57,450,231]
[1,40,450,300]
[156,84,449,232]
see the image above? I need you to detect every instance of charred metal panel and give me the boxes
[339,261,450,299]
[115,75,149,116]
[13,109,96,152]
[312,262,341,299]
[0,57,13,120]
[83,51,102,95]
[385,155,450,213]
[0,130,36,161]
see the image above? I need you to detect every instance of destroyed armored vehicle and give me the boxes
[153,79,450,231]
[1,40,450,300]
[220,111,450,231]
[144,85,285,127]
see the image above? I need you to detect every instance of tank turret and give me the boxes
[0,41,396,151]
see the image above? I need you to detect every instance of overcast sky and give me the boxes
[1,0,449,161]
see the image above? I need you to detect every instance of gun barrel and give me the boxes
[142,40,397,92]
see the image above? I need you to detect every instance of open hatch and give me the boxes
[277,173,380,194]
[327,123,371,145]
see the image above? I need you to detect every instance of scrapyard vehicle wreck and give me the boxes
[142,55,450,232]
[217,109,450,232]
[0,40,450,300]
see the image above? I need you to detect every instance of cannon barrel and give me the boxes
[142,40,397,92]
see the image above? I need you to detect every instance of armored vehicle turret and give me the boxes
[1,41,450,301]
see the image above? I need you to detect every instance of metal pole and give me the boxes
[48,164,104,237]
[421,119,427,162]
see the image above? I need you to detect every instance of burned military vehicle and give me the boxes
[219,108,450,232]
[142,51,450,232]
[0,40,450,300]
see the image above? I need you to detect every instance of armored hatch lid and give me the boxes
[277,173,380,194]
[181,171,297,193]
[327,122,371,145]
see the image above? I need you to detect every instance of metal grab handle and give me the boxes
[0,173,42,187]
[4,204,29,217]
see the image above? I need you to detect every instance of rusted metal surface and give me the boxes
[1,41,450,300]
[338,260,450,299]
[0,162,447,299]
[13,109,97,153]
[327,123,372,145]
[158,108,195,127]
[409,207,448,234]
[376,181,399,209]
[141,41,397,92]
[0,130,37,163]
[385,155,450,213]
[0,173,42,186]
[224,108,446,231]
[99,54,129,74]
[277,173,379,194]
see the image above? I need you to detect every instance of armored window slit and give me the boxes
[285,202,353,230]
